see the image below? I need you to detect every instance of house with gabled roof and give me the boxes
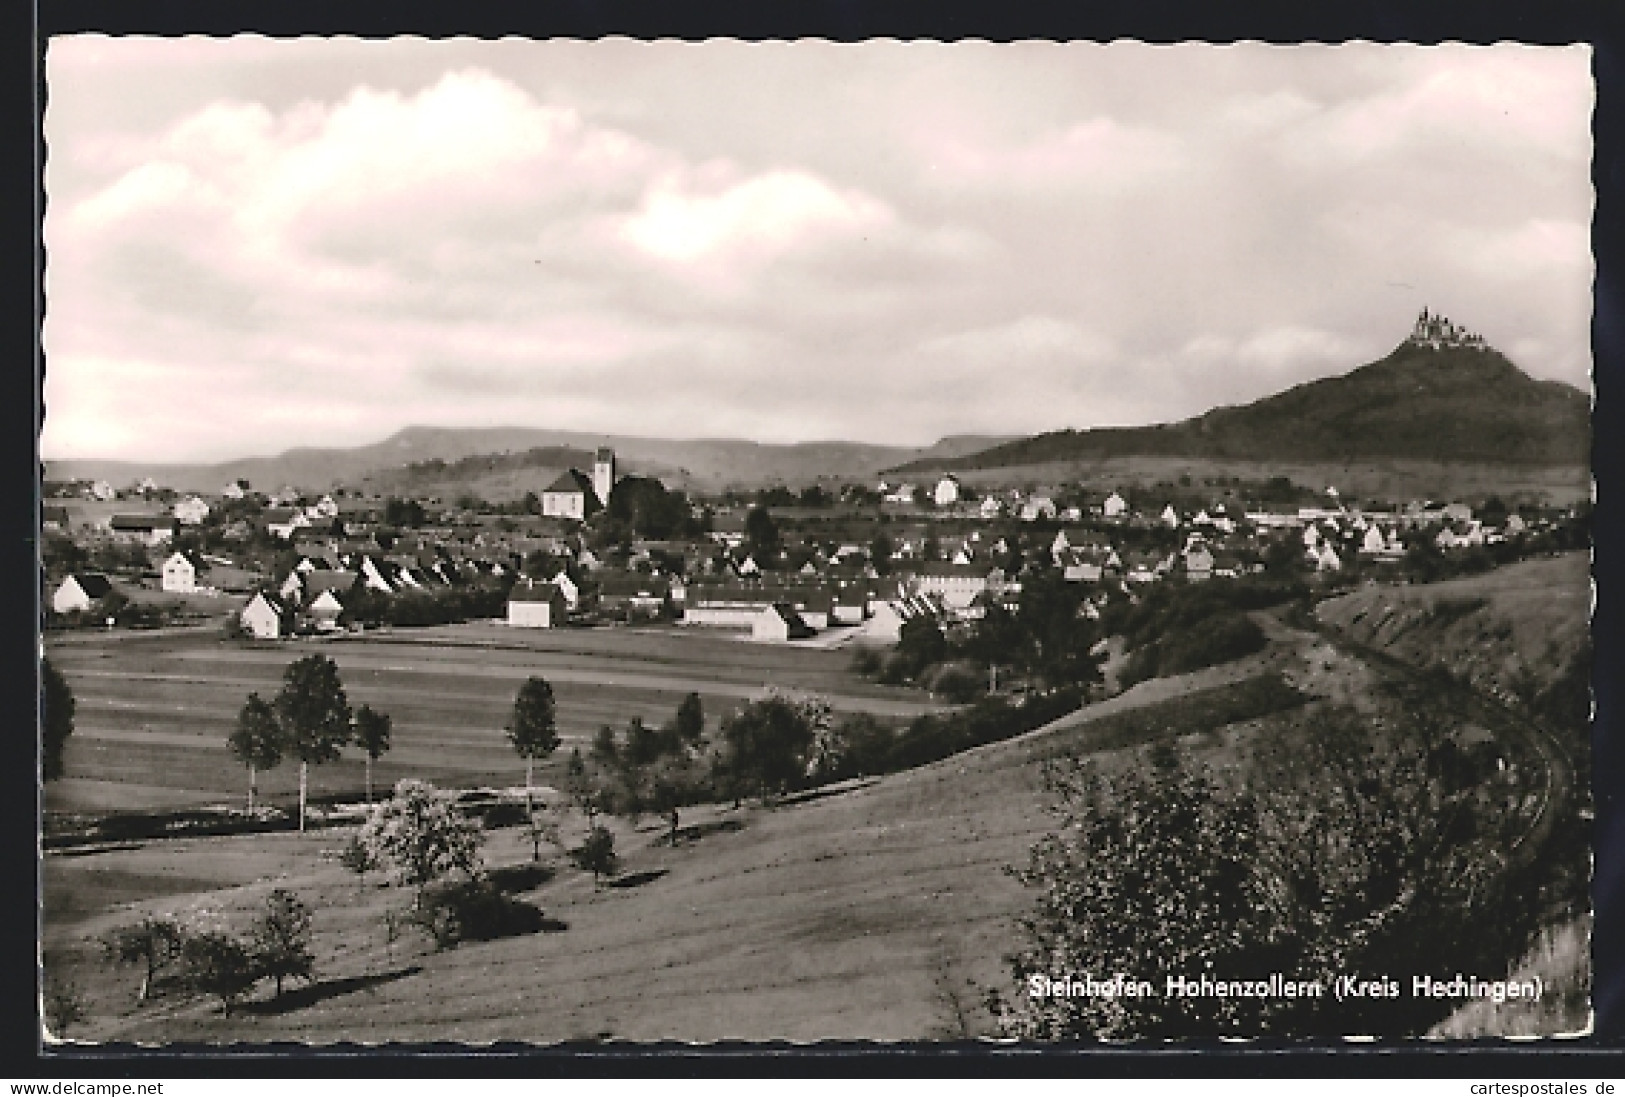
[541,468,600,521]
[508,579,568,628]
[173,495,210,526]
[161,551,202,593]
[240,591,287,639]
[753,603,814,642]
[53,573,114,615]
[110,513,173,547]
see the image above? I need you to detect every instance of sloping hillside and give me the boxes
[54,652,1296,1044]
[47,428,1018,495]
[1315,553,1590,721]
[893,341,1590,474]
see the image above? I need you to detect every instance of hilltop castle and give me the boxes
[1406,308,1487,351]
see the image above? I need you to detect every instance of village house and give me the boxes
[934,474,961,507]
[909,562,991,612]
[305,589,346,632]
[172,495,210,526]
[753,603,814,643]
[53,573,113,615]
[1102,491,1129,519]
[542,467,601,521]
[979,495,1004,519]
[1020,496,1057,522]
[109,513,173,548]
[508,579,568,628]
[161,551,201,593]
[263,507,310,540]
[42,505,69,533]
[239,592,286,639]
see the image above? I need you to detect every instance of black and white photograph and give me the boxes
[37,37,1595,1045]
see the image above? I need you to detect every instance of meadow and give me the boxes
[44,623,946,816]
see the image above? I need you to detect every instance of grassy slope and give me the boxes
[1314,553,1590,705]
[52,648,1288,1044]
[43,626,946,816]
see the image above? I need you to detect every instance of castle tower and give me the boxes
[593,447,616,507]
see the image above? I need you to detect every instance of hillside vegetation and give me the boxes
[1315,553,1590,736]
[896,342,1589,474]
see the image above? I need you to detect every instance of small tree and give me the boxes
[524,804,563,863]
[228,693,283,814]
[563,747,602,826]
[274,654,353,831]
[352,704,393,803]
[571,825,618,888]
[507,677,559,807]
[251,888,315,999]
[102,916,185,1002]
[181,930,260,1016]
[356,779,484,906]
[41,657,75,782]
[672,692,705,749]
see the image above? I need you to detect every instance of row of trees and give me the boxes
[227,655,392,825]
[102,888,315,1016]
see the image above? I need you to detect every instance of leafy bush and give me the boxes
[570,825,619,886]
[412,878,547,949]
[848,646,884,677]
[180,930,261,1016]
[925,662,986,704]
[1119,611,1266,688]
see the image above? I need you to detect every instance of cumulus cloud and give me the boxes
[40,41,1594,461]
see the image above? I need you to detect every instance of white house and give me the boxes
[172,495,210,526]
[1315,544,1343,572]
[240,592,285,639]
[110,513,173,547]
[161,551,199,593]
[1020,496,1057,522]
[540,469,597,521]
[89,480,117,501]
[307,589,345,631]
[508,580,567,628]
[222,482,246,501]
[53,573,113,615]
[979,496,1004,519]
[1103,491,1129,519]
[263,508,310,540]
[1160,504,1180,528]
[1183,546,1215,582]
[753,603,812,642]
[934,475,961,507]
[911,563,990,612]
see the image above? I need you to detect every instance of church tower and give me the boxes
[593,447,616,507]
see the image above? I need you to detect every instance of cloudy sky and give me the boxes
[42,39,1593,463]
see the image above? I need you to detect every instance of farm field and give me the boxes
[44,624,947,816]
[46,635,1313,1044]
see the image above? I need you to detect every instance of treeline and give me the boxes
[341,584,511,628]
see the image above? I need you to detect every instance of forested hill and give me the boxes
[892,341,1590,474]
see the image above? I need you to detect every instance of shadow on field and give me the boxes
[488,863,556,893]
[605,868,668,889]
[242,966,423,1015]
